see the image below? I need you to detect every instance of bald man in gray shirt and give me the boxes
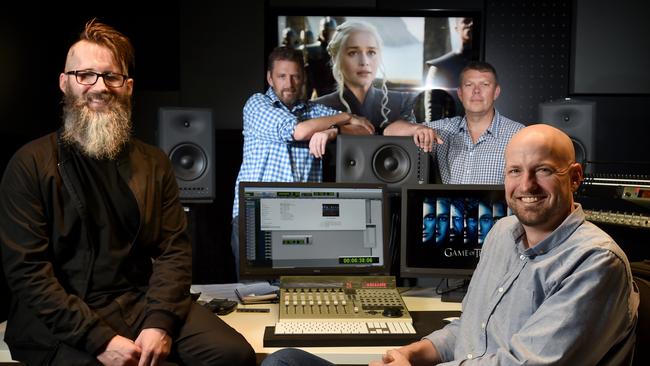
[261,124,639,366]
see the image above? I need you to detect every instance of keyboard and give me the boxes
[274,320,416,335]
[263,310,461,347]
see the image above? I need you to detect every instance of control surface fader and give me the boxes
[277,276,412,327]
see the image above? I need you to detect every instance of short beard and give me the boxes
[508,201,555,228]
[61,90,132,160]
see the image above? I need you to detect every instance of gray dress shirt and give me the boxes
[425,204,639,365]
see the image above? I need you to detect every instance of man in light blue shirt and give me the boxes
[231,46,373,278]
[376,124,639,365]
[261,124,639,366]
[385,61,524,184]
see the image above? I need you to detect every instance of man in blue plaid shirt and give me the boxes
[230,47,374,279]
[385,61,524,184]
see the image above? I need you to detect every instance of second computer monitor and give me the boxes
[400,184,510,278]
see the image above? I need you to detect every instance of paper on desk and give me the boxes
[235,282,279,304]
[190,283,242,302]
[191,282,274,303]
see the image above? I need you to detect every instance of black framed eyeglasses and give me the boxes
[65,70,128,88]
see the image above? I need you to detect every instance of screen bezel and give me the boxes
[400,183,506,278]
[238,181,390,279]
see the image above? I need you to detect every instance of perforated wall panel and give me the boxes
[485,0,571,124]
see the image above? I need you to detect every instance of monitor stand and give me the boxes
[441,286,467,303]
[439,278,469,303]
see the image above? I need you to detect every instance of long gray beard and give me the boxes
[61,92,132,160]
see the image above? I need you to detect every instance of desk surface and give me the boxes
[219,287,462,365]
[0,288,461,365]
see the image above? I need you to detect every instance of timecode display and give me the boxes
[339,256,379,265]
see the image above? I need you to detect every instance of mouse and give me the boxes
[442,316,460,324]
[382,306,403,318]
[203,298,238,315]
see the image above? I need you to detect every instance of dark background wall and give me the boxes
[1,0,648,286]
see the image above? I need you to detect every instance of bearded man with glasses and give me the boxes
[0,19,255,366]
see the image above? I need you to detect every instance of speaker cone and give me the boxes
[169,143,207,181]
[372,145,410,183]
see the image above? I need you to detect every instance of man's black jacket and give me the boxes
[0,132,192,360]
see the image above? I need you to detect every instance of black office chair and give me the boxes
[631,260,650,366]
[1,253,9,323]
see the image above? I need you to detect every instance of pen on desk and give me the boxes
[236,308,271,313]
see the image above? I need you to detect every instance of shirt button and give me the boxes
[481,322,486,329]
[498,287,504,293]
[520,254,526,260]
[467,353,473,359]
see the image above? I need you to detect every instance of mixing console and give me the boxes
[275,276,413,335]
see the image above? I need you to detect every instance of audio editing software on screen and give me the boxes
[239,183,389,278]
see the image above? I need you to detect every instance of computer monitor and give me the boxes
[400,184,510,299]
[238,182,390,279]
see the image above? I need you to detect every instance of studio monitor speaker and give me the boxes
[336,135,430,192]
[539,98,596,173]
[158,107,215,202]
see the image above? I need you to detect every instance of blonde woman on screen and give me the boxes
[314,20,416,135]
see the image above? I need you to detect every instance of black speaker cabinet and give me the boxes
[539,98,596,173]
[336,135,430,192]
[158,107,215,202]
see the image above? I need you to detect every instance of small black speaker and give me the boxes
[158,107,215,202]
[336,135,430,191]
[539,98,596,173]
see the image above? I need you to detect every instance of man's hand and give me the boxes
[347,114,375,134]
[309,129,336,158]
[369,348,411,366]
[134,328,172,366]
[370,340,441,366]
[412,125,443,153]
[97,335,142,366]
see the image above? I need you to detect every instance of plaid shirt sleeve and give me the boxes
[300,101,340,120]
[231,92,342,218]
[243,92,298,143]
